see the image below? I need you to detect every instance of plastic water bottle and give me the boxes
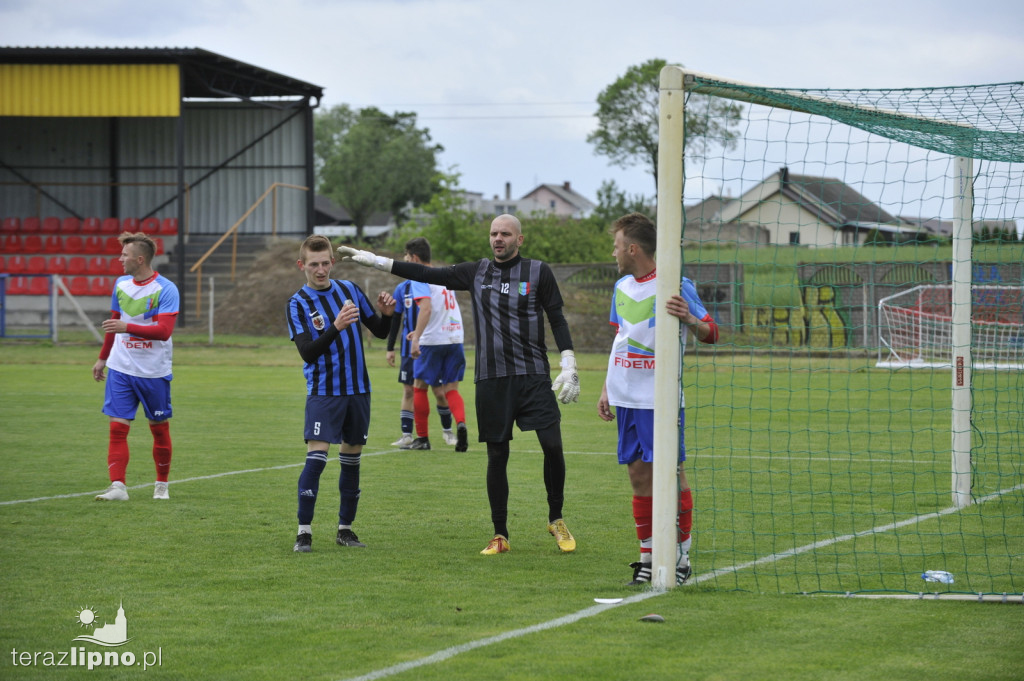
[922,570,955,584]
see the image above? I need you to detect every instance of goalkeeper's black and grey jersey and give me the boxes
[390,254,574,383]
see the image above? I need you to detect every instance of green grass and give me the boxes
[683,242,1024,307]
[1,336,1021,681]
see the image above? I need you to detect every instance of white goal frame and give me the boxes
[652,69,1004,588]
[877,284,1024,370]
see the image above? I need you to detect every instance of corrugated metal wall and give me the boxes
[0,102,310,235]
[0,64,180,117]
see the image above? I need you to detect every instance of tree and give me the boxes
[592,179,654,224]
[388,171,491,264]
[316,106,442,240]
[588,59,744,193]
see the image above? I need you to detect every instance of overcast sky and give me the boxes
[2,0,1022,206]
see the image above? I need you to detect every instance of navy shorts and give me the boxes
[475,374,560,442]
[414,344,466,385]
[103,368,172,421]
[616,406,686,464]
[397,356,415,386]
[304,394,371,445]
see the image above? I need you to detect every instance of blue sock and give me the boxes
[338,453,361,526]
[437,405,453,430]
[297,451,328,524]
[400,409,413,435]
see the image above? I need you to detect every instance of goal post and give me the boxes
[655,66,1023,595]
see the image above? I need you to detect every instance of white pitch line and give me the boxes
[336,481,1024,681]
[0,449,402,506]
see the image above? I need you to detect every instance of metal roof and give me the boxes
[0,47,323,103]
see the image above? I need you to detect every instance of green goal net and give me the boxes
[653,69,1023,596]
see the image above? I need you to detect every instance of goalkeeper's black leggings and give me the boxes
[485,424,566,539]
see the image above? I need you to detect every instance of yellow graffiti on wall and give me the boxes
[803,285,848,348]
[750,306,806,346]
[749,286,848,347]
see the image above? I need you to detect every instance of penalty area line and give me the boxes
[337,481,1024,681]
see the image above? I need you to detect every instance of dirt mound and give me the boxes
[214,239,612,352]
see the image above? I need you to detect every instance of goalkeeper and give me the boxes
[339,214,580,556]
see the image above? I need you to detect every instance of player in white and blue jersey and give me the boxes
[401,238,468,452]
[597,213,719,586]
[92,231,180,502]
[286,235,395,553]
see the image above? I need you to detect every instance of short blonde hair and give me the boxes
[299,235,333,263]
[118,231,156,264]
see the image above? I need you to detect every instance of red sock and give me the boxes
[107,422,130,483]
[678,488,693,543]
[632,495,653,559]
[444,389,466,425]
[413,387,430,437]
[150,421,172,482]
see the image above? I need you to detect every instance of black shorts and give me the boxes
[397,356,414,386]
[304,394,371,445]
[475,374,560,443]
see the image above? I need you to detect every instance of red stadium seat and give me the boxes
[47,256,68,274]
[104,237,122,254]
[159,218,178,235]
[83,236,104,254]
[23,234,43,253]
[141,217,160,235]
[122,217,140,233]
[108,257,124,276]
[1,217,20,233]
[6,255,27,274]
[28,276,51,295]
[26,256,47,274]
[64,235,84,253]
[153,237,165,255]
[90,277,114,297]
[41,217,60,234]
[43,235,63,253]
[0,256,5,272]
[60,217,81,234]
[7,276,29,294]
[21,217,40,233]
[87,256,108,276]
[80,217,101,235]
[66,256,87,276]
[2,234,23,253]
[100,218,120,235]
[67,276,91,296]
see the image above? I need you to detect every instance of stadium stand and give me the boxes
[61,217,81,234]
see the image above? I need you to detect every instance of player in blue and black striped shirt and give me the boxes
[286,235,395,553]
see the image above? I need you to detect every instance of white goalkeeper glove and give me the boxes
[552,349,580,404]
[336,246,394,272]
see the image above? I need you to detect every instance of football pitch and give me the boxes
[1,335,1021,681]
